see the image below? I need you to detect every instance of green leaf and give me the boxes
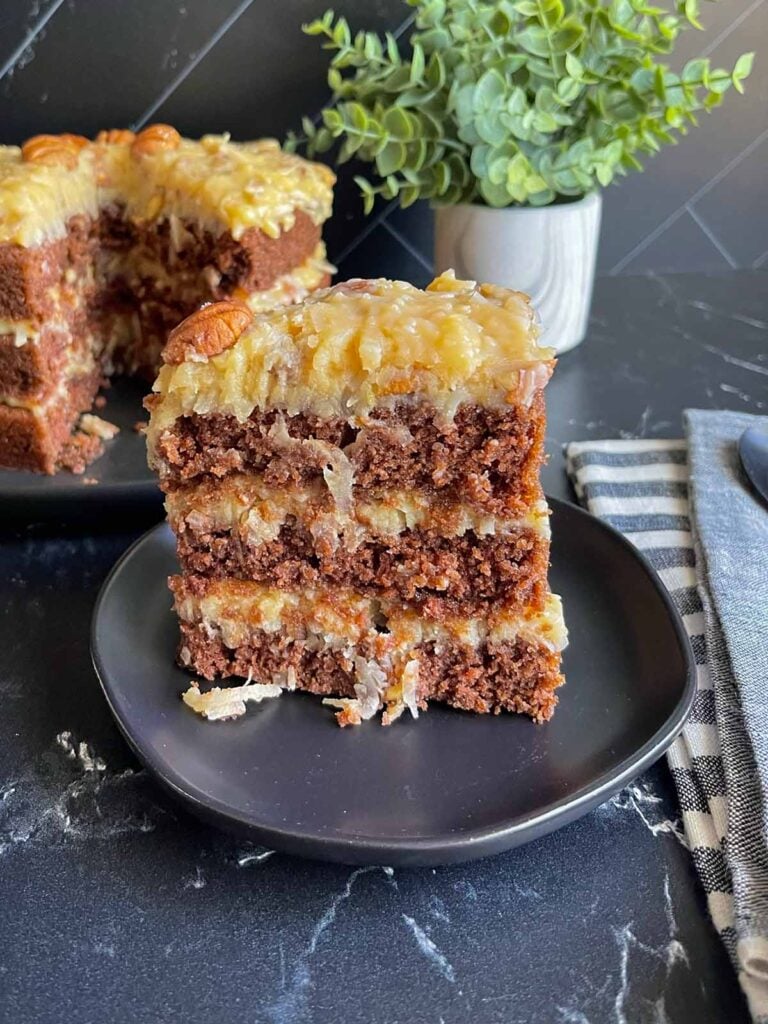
[488,156,510,185]
[682,58,708,87]
[537,0,565,29]
[516,26,551,58]
[535,86,558,113]
[410,43,426,83]
[383,106,415,140]
[732,52,755,94]
[470,145,490,179]
[507,88,528,116]
[706,68,732,95]
[354,176,377,215]
[377,141,408,175]
[533,111,560,133]
[399,185,421,208]
[512,0,539,15]
[550,19,585,53]
[475,111,508,145]
[557,77,582,103]
[453,84,476,125]
[596,162,613,186]
[683,0,702,30]
[474,69,506,109]
[565,52,583,79]
[479,178,512,207]
[506,153,529,185]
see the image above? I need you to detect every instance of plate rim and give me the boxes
[91,497,696,864]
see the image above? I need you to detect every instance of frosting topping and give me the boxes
[0,132,334,246]
[147,272,554,445]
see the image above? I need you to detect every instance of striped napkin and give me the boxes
[566,411,768,1023]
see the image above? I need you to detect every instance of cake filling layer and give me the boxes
[170,577,567,654]
[166,475,550,540]
[150,397,546,517]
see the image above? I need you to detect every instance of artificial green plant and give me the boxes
[288,0,753,210]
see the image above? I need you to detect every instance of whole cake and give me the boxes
[146,272,567,725]
[0,127,334,473]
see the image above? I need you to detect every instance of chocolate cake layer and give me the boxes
[0,306,97,401]
[178,620,562,723]
[132,209,321,296]
[0,214,95,321]
[174,521,548,618]
[0,366,101,473]
[153,395,546,517]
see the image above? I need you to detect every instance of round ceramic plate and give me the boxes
[91,498,695,867]
[0,377,160,523]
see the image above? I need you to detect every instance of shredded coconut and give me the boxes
[182,680,282,721]
[79,414,120,440]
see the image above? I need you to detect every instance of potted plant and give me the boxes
[291,0,753,352]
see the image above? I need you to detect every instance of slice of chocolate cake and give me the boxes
[0,127,334,473]
[146,273,567,726]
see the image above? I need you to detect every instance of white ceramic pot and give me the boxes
[434,192,602,354]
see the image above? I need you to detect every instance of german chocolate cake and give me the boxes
[147,272,567,726]
[0,126,334,473]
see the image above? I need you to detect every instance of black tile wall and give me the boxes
[0,0,765,277]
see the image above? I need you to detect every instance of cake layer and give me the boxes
[146,273,553,442]
[0,212,95,321]
[150,396,546,517]
[168,478,550,617]
[179,622,562,724]
[0,281,97,401]
[173,576,565,723]
[0,212,329,323]
[0,366,100,473]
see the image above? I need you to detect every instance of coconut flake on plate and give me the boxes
[182,680,282,721]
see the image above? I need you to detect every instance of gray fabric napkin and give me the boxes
[565,409,768,1021]
[686,410,768,1018]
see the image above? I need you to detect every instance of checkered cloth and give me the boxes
[566,411,768,1022]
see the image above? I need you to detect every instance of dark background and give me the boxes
[1,0,766,285]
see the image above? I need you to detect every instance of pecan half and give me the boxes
[59,133,89,150]
[96,128,136,145]
[131,123,181,156]
[21,134,83,169]
[163,301,254,365]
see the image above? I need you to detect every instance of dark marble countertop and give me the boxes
[2,270,765,1024]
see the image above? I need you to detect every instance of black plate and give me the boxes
[91,498,695,866]
[0,377,160,523]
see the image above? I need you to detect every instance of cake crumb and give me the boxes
[57,433,103,474]
[133,420,147,434]
[82,476,99,486]
[80,414,120,440]
[94,395,107,410]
